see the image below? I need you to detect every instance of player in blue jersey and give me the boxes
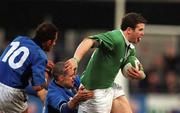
[45,61,93,113]
[0,21,59,113]
[25,60,55,113]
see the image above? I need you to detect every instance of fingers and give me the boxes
[64,59,77,71]
[84,93,93,99]
[80,91,94,101]
[76,87,94,101]
[47,60,54,69]
[138,63,143,71]
[127,67,140,79]
[64,59,72,69]
[79,85,85,90]
[46,60,54,76]
[86,91,94,97]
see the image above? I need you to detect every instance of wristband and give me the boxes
[73,57,80,64]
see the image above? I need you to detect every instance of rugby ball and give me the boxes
[122,56,146,80]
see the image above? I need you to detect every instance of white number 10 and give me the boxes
[2,41,30,69]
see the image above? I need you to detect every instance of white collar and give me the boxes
[120,29,135,49]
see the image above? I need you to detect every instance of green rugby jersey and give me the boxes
[81,29,136,90]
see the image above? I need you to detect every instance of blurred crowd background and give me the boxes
[1,0,180,113]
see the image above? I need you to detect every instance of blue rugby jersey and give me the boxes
[45,76,80,113]
[0,36,47,89]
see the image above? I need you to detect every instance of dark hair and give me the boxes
[121,12,147,31]
[52,61,65,80]
[33,21,59,43]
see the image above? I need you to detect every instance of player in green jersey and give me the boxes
[65,12,147,113]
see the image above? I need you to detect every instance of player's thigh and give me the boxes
[111,96,132,113]
[112,83,125,99]
[0,83,28,113]
[78,88,114,113]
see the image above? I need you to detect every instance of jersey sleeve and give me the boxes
[31,50,47,86]
[89,31,116,51]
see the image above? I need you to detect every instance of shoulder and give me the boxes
[47,81,62,97]
[48,80,63,92]
[107,29,121,37]
[14,36,32,43]
[102,29,121,38]
[15,36,40,51]
[29,42,47,61]
[13,36,48,59]
[92,29,122,42]
[36,49,47,59]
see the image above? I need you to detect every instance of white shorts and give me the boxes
[0,83,28,113]
[78,83,125,113]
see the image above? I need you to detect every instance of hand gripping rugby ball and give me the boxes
[122,56,146,80]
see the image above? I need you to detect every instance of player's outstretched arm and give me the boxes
[32,84,47,104]
[73,38,98,62]
[37,88,47,104]
[65,38,99,71]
